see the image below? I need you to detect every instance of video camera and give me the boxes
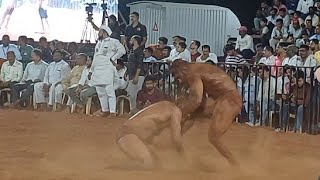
[85,3,97,15]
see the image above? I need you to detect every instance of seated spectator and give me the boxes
[259,46,276,65]
[267,8,278,26]
[0,51,23,105]
[136,75,166,111]
[286,0,299,14]
[0,35,22,67]
[310,39,320,64]
[272,42,289,76]
[273,0,288,15]
[66,42,78,60]
[290,11,304,25]
[286,34,295,43]
[315,0,320,16]
[283,44,302,66]
[189,40,201,62]
[251,18,270,46]
[115,59,128,92]
[148,37,168,60]
[269,18,288,50]
[252,44,265,64]
[277,8,290,28]
[305,19,315,37]
[298,44,317,82]
[143,47,157,62]
[254,9,265,32]
[56,41,71,60]
[55,53,87,111]
[166,42,191,62]
[224,44,246,64]
[11,49,48,108]
[38,37,52,63]
[33,49,71,110]
[196,45,218,64]
[288,20,302,41]
[280,70,311,131]
[305,6,319,27]
[235,26,255,59]
[256,65,277,125]
[309,25,320,40]
[66,57,96,113]
[296,0,314,18]
[296,30,310,47]
[162,46,171,59]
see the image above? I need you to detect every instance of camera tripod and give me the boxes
[80,14,98,43]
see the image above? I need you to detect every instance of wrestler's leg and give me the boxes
[208,93,242,165]
[117,134,155,169]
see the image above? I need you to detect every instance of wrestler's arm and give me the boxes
[180,76,203,116]
[170,113,184,155]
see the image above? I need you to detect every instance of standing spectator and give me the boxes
[126,35,146,112]
[125,12,147,51]
[252,18,270,46]
[269,19,288,50]
[18,35,34,69]
[309,25,320,40]
[299,44,317,82]
[0,35,22,64]
[273,0,288,15]
[38,37,52,63]
[89,25,125,117]
[189,40,201,62]
[273,42,289,76]
[107,14,122,42]
[297,0,314,18]
[11,49,48,108]
[196,45,218,64]
[286,0,300,14]
[305,6,319,27]
[259,46,276,65]
[267,8,279,26]
[148,37,168,60]
[27,38,36,47]
[235,26,255,59]
[136,75,166,111]
[277,8,290,28]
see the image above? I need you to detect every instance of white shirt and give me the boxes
[297,0,314,14]
[0,60,23,82]
[301,54,317,83]
[168,49,191,62]
[258,55,276,65]
[43,60,71,85]
[257,76,276,101]
[40,0,48,10]
[144,56,157,62]
[282,55,303,66]
[196,53,218,64]
[78,67,92,87]
[235,34,254,52]
[0,44,22,61]
[22,60,48,82]
[276,76,290,94]
[267,15,278,25]
[277,15,290,28]
[288,27,302,39]
[117,66,128,90]
[271,27,288,39]
[305,15,319,27]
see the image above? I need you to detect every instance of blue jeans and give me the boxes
[260,99,276,125]
[280,104,304,131]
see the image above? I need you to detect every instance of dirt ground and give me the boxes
[0,109,319,180]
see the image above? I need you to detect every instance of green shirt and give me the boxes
[19,45,33,69]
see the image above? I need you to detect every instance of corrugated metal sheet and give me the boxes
[127,1,241,56]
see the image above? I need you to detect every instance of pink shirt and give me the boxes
[272,56,283,76]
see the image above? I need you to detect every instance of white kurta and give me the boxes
[34,60,71,105]
[0,60,23,82]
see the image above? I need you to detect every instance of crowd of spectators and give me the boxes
[0,4,319,134]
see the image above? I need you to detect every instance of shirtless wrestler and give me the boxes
[116,101,185,169]
[170,59,242,165]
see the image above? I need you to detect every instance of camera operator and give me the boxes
[88,25,125,117]
[88,14,122,42]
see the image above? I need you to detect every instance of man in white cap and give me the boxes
[88,25,126,117]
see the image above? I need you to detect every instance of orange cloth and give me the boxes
[148,44,163,60]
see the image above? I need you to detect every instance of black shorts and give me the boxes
[38,8,48,18]
[5,7,14,15]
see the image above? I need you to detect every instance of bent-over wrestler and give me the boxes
[170,59,242,165]
[116,101,184,169]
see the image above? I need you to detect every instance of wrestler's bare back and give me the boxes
[121,101,182,142]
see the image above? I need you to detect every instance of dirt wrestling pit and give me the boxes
[0,109,319,180]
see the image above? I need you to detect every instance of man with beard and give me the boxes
[136,75,166,111]
[89,14,122,42]
[88,25,125,117]
[170,59,242,165]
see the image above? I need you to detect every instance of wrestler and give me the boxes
[170,59,242,165]
[116,101,184,169]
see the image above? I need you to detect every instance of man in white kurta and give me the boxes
[89,25,125,117]
[33,49,71,109]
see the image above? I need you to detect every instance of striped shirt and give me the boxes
[225,54,246,65]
